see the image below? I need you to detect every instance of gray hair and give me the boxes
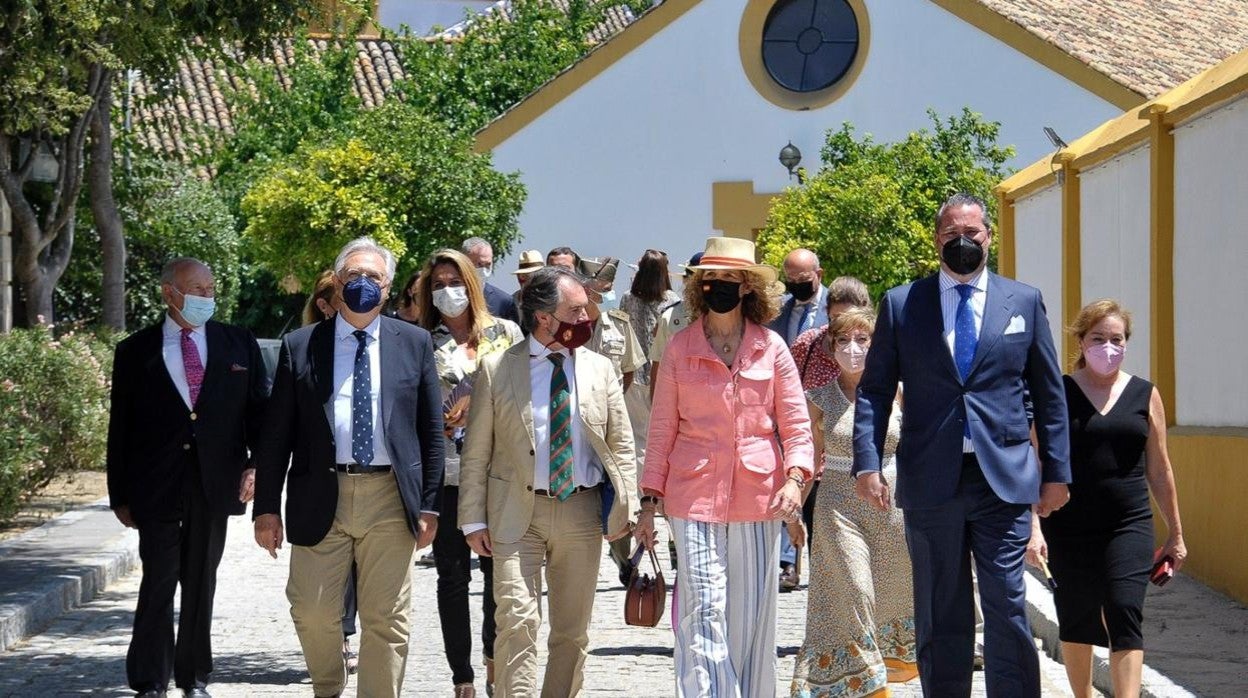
[461,236,491,255]
[160,257,209,284]
[935,192,993,234]
[334,237,396,282]
[520,266,580,331]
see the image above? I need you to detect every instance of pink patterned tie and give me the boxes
[181,328,204,407]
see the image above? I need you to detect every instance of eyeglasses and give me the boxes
[832,335,870,349]
[341,269,386,284]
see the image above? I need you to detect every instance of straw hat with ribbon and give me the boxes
[510,249,544,275]
[688,237,777,284]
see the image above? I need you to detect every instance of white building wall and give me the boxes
[378,0,494,34]
[486,0,1122,291]
[1078,145,1152,379]
[1012,186,1064,345]
[1173,97,1248,427]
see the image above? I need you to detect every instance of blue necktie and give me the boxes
[955,284,977,438]
[351,330,374,465]
[794,303,812,344]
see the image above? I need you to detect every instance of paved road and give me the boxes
[0,515,1077,696]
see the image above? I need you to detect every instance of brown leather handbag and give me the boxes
[624,544,667,627]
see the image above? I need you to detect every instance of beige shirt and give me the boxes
[648,301,689,363]
[588,309,645,380]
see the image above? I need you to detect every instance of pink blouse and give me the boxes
[642,318,815,523]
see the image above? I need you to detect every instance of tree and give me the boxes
[241,101,526,291]
[398,0,653,134]
[0,0,315,328]
[60,148,241,328]
[756,109,1015,299]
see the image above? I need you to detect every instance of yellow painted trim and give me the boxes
[738,0,871,111]
[1164,430,1248,603]
[998,158,1060,201]
[1059,154,1081,371]
[927,0,1145,111]
[994,188,1015,278]
[472,0,703,153]
[1147,105,1176,425]
[1153,46,1248,125]
[712,181,779,241]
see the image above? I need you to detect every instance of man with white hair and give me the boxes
[462,236,521,326]
[253,237,445,698]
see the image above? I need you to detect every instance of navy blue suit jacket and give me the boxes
[483,282,520,326]
[852,272,1070,508]
[253,315,445,545]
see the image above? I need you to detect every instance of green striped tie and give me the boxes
[548,353,574,501]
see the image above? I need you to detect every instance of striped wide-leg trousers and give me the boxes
[670,516,781,698]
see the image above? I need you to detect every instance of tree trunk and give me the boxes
[89,74,125,331]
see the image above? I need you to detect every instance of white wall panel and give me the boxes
[1012,186,1064,346]
[1173,97,1248,427]
[1078,145,1152,378]
[486,0,1120,292]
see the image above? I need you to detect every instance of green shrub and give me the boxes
[0,327,113,521]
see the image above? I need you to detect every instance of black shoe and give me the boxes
[779,563,798,592]
[617,560,635,587]
[183,689,211,697]
[136,691,165,698]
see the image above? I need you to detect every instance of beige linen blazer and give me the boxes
[459,341,638,544]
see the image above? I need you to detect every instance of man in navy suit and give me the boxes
[768,248,830,346]
[852,193,1070,697]
[253,237,444,698]
[462,236,521,325]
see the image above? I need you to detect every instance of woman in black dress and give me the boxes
[1028,299,1186,698]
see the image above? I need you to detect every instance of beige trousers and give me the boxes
[287,472,417,698]
[492,488,603,698]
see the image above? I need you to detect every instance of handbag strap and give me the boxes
[630,543,663,579]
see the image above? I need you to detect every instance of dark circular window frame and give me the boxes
[739,0,870,111]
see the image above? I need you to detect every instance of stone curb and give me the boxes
[1024,571,1195,698]
[0,497,139,652]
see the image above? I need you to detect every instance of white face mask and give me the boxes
[834,341,868,374]
[432,286,470,318]
[475,266,493,283]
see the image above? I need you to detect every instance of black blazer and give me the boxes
[253,315,445,546]
[106,320,268,523]
[483,282,520,326]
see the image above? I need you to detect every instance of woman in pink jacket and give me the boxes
[640,237,815,698]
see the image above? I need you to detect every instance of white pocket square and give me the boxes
[1004,315,1027,335]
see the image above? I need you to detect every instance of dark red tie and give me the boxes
[181,328,204,407]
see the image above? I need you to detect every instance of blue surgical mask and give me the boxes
[599,290,618,309]
[175,289,215,327]
[342,275,384,313]
[475,265,493,282]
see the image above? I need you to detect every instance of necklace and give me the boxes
[705,322,743,354]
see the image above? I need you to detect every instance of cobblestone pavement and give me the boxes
[0,515,1076,697]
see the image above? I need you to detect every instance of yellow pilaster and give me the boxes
[994,187,1015,279]
[1147,105,1176,424]
[1059,153,1081,370]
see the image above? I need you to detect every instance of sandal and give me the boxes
[342,639,359,675]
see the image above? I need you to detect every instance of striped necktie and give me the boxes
[547,353,574,501]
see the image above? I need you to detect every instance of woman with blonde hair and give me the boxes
[301,269,337,325]
[642,237,814,698]
[415,248,523,698]
[791,307,915,697]
[1030,299,1185,698]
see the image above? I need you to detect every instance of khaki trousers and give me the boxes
[493,488,603,698]
[287,473,417,698]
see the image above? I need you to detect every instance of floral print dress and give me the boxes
[790,382,915,698]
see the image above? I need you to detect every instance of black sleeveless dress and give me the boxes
[1040,374,1154,650]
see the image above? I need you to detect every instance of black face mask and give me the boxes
[702,280,743,314]
[785,279,816,302]
[941,236,985,276]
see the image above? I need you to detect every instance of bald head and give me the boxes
[782,248,821,283]
[159,257,215,328]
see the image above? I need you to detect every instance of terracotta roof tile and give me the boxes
[435,0,640,43]
[130,38,406,163]
[980,0,1248,97]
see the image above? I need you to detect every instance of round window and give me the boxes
[762,0,860,93]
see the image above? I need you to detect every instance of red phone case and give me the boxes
[1150,548,1174,587]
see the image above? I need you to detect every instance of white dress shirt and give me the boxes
[161,314,206,410]
[528,335,604,491]
[332,314,391,466]
[939,268,988,453]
